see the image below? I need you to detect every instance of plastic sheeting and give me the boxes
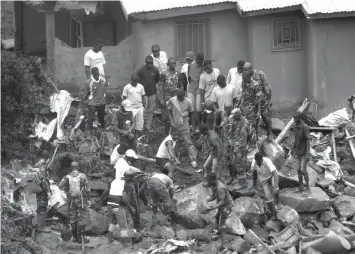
[318,108,352,127]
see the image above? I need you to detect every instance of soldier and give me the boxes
[59,162,90,244]
[199,123,224,187]
[226,108,249,187]
[243,62,273,142]
[203,172,234,252]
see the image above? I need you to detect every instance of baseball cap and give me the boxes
[185,51,195,60]
[229,108,242,118]
[122,100,133,111]
[126,149,138,159]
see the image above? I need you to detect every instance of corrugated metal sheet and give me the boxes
[236,0,303,12]
[303,0,355,15]
[120,0,238,15]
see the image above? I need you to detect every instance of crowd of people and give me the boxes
[26,39,312,251]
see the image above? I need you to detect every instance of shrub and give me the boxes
[1,55,54,159]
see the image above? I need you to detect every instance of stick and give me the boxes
[80,191,85,254]
[137,155,195,176]
[331,130,337,162]
[345,134,355,140]
[299,240,302,254]
[248,229,276,254]
[309,127,335,131]
[44,72,60,93]
[345,127,355,159]
[343,180,355,188]
[275,98,310,144]
[47,144,60,169]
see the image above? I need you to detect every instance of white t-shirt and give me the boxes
[227,67,243,100]
[84,49,106,76]
[151,173,173,189]
[150,51,168,73]
[181,63,190,85]
[199,68,220,101]
[210,84,238,111]
[251,157,277,183]
[122,83,145,109]
[156,135,176,159]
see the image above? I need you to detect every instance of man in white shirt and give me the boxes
[122,74,146,136]
[199,60,220,105]
[180,51,195,93]
[251,152,280,218]
[226,60,245,101]
[210,75,238,112]
[84,39,106,79]
[150,44,168,73]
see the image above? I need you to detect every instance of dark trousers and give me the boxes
[87,105,105,131]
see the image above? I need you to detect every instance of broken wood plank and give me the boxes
[345,127,355,159]
[275,98,310,144]
[248,229,276,254]
[310,126,336,131]
[331,130,337,162]
[345,134,355,140]
[137,155,195,176]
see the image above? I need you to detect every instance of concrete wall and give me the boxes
[306,17,355,117]
[132,9,249,76]
[54,36,133,94]
[247,11,308,109]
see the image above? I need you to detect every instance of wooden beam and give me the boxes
[345,127,355,159]
[345,134,355,140]
[275,98,310,144]
[331,130,337,162]
[309,127,335,131]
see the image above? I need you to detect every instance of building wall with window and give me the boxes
[131,9,249,76]
[247,11,308,108]
[306,17,355,116]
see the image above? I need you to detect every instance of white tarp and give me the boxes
[318,108,352,127]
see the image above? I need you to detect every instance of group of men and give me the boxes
[21,39,312,248]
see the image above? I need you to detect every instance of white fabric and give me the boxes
[110,144,121,165]
[311,146,343,180]
[210,84,238,111]
[227,67,243,99]
[156,135,175,159]
[49,90,74,140]
[199,68,220,101]
[122,83,145,109]
[109,179,125,196]
[318,108,352,127]
[114,157,130,180]
[181,63,190,85]
[31,119,57,141]
[150,51,168,73]
[151,173,173,188]
[84,49,106,76]
[251,157,276,182]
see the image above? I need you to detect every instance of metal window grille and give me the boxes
[174,19,211,60]
[272,17,301,51]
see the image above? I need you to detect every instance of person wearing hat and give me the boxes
[59,161,91,244]
[108,99,136,150]
[202,172,234,252]
[291,111,311,193]
[251,152,280,218]
[199,123,224,187]
[226,108,249,187]
[180,51,195,93]
[199,60,220,105]
[122,74,146,137]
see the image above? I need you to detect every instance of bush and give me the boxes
[1,55,54,159]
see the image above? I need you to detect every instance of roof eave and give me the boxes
[306,11,355,19]
[238,5,302,17]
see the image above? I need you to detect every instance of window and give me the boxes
[174,19,211,60]
[272,17,301,51]
[69,15,83,48]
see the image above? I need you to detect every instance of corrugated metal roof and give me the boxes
[303,0,355,15]
[121,0,238,15]
[236,0,303,12]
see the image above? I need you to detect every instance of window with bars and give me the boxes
[272,17,301,51]
[174,19,211,60]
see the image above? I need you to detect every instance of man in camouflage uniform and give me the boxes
[59,162,90,244]
[160,58,180,134]
[226,108,249,187]
[34,150,52,233]
[243,62,273,142]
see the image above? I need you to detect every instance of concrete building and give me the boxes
[13,0,355,115]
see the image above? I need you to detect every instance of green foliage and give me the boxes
[1,55,53,159]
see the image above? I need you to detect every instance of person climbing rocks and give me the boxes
[147,168,175,226]
[199,123,224,187]
[291,111,311,193]
[167,88,198,169]
[201,100,223,137]
[58,161,91,244]
[155,131,181,178]
[251,152,280,219]
[226,108,249,187]
[202,172,234,252]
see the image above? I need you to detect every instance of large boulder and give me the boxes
[276,205,299,227]
[227,179,256,198]
[34,232,61,251]
[85,208,110,234]
[232,197,266,228]
[220,212,246,235]
[279,158,318,189]
[271,118,285,132]
[333,195,355,219]
[173,183,218,229]
[258,138,285,168]
[279,187,331,212]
